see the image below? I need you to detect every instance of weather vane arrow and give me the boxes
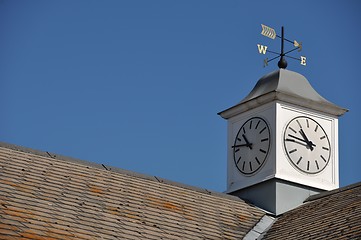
[261,24,276,39]
[257,24,306,68]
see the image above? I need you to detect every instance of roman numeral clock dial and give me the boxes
[232,117,271,175]
[283,116,331,174]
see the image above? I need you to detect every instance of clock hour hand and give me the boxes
[232,143,253,148]
[285,138,309,148]
[242,134,253,150]
[299,129,315,151]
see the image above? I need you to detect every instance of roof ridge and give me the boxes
[243,214,276,240]
[0,141,250,204]
[304,181,361,202]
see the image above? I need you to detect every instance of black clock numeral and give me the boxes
[255,120,260,129]
[322,147,329,151]
[249,120,253,129]
[289,127,297,134]
[255,157,260,165]
[320,136,326,140]
[307,161,310,171]
[237,137,242,142]
[234,148,240,153]
[259,127,266,134]
[306,119,309,128]
[259,149,267,154]
[243,128,246,134]
[314,125,319,132]
[242,161,246,171]
[296,120,302,129]
[289,149,297,154]
[296,156,303,165]
[261,138,269,142]
[315,160,319,170]
[249,162,253,172]
[321,155,326,162]
[237,156,242,164]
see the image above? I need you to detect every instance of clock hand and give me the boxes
[242,134,253,150]
[299,129,315,151]
[232,143,253,148]
[285,138,309,148]
[288,134,308,143]
[288,134,316,147]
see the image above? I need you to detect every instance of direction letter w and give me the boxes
[257,44,268,54]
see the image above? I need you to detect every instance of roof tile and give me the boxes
[0,143,265,239]
[263,182,361,239]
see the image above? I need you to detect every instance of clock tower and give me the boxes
[218,69,347,215]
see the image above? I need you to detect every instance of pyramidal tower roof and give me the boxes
[219,69,348,119]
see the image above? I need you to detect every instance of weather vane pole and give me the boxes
[257,24,306,69]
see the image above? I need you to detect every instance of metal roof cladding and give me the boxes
[219,69,348,119]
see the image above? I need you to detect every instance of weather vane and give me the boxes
[257,24,306,69]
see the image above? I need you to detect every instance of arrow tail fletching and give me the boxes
[261,24,276,39]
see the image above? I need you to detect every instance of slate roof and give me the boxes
[263,182,361,239]
[1,141,360,240]
[0,142,266,240]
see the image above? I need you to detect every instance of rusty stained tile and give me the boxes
[0,222,21,232]
[0,217,27,229]
[0,214,28,229]
[0,178,22,189]
[43,226,76,238]
[87,184,104,196]
[3,197,51,215]
[2,205,35,220]
[18,228,51,240]
[4,187,37,202]
[21,221,51,233]
[0,228,21,237]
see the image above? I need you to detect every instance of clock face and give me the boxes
[283,116,331,174]
[232,117,271,175]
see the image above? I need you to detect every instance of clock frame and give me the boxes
[232,117,271,175]
[283,116,331,174]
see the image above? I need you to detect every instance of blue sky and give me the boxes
[1,1,360,192]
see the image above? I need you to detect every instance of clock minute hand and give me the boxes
[242,134,253,150]
[299,129,315,151]
[288,134,308,143]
